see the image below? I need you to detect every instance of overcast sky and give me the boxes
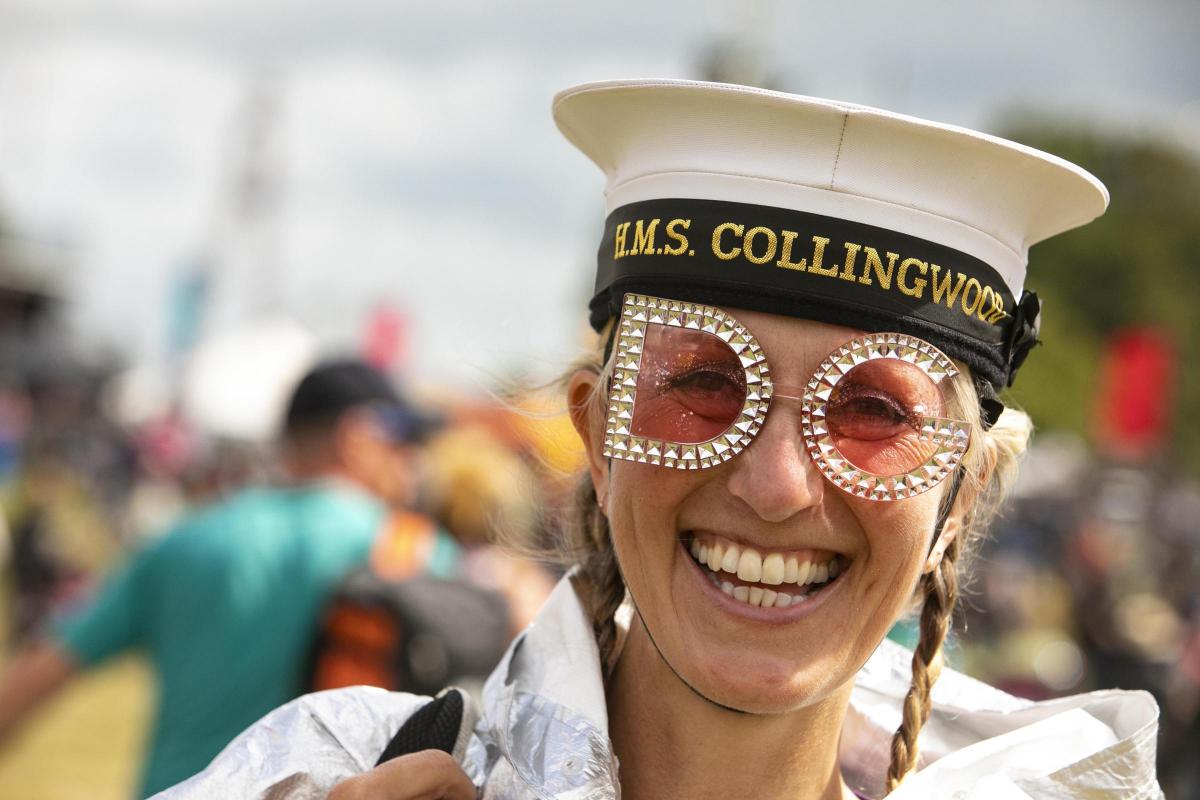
[1,0,1197,389]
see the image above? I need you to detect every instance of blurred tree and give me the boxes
[998,122,1200,476]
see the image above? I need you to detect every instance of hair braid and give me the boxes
[569,477,627,678]
[884,533,962,792]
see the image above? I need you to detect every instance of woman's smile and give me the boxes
[683,533,850,611]
[677,536,854,630]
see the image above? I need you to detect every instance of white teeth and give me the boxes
[737,548,763,582]
[783,556,799,584]
[761,553,785,585]
[689,538,846,605]
[707,543,724,571]
[721,545,741,574]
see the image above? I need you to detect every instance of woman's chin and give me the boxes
[681,646,835,714]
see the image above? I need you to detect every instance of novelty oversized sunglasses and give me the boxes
[603,293,971,501]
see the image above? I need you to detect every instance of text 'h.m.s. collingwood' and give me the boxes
[612,216,1010,325]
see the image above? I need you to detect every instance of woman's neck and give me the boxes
[607,617,856,800]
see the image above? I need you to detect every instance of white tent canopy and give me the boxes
[181,315,317,442]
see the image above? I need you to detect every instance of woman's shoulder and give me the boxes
[152,687,434,799]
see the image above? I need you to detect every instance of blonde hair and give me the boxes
[523,325,1032,794]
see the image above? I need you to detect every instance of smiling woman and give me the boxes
[156,80,1163,800]
[563,303,1005,795]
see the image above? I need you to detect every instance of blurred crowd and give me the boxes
[0,357,576,638]
[0,346,575,793]
[0,342,1197,796]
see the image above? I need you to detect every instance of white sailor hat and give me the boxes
[553,79,1108,393]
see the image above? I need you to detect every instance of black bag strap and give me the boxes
[376,688,470,766]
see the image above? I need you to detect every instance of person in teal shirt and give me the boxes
[0,359,453,797]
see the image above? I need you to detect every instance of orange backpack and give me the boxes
[309,513,511,695]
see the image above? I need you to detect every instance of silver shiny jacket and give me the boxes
[158,577,1162,799]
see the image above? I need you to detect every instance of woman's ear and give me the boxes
[924,512,960,574]
[925,444,993,573]
[567,369,610,513]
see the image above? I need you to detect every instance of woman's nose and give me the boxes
[722,404,825,523]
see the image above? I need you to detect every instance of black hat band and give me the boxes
[589,198,1034,392]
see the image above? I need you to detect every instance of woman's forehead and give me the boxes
[721,306,866,378]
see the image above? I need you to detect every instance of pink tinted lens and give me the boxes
[630,325,748,444]
[824,358,947,477]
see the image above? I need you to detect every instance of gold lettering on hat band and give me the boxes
[898,258,928,297]
[592,198,1026,392]
[613,213,1010,326]
[663,218,691,256]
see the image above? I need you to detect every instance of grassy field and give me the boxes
[0,655,151,800]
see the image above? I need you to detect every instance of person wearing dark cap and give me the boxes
[0,358,450,797]
[281,359,443,512]
[162,82,1161,799]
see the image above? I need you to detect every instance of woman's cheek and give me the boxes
[851,495,940,604]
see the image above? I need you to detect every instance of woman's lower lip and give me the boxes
[677,539,848,623]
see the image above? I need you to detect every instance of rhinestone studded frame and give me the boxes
[603,293,971,501]
[800,333,971,501]
[604,293,773,469]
